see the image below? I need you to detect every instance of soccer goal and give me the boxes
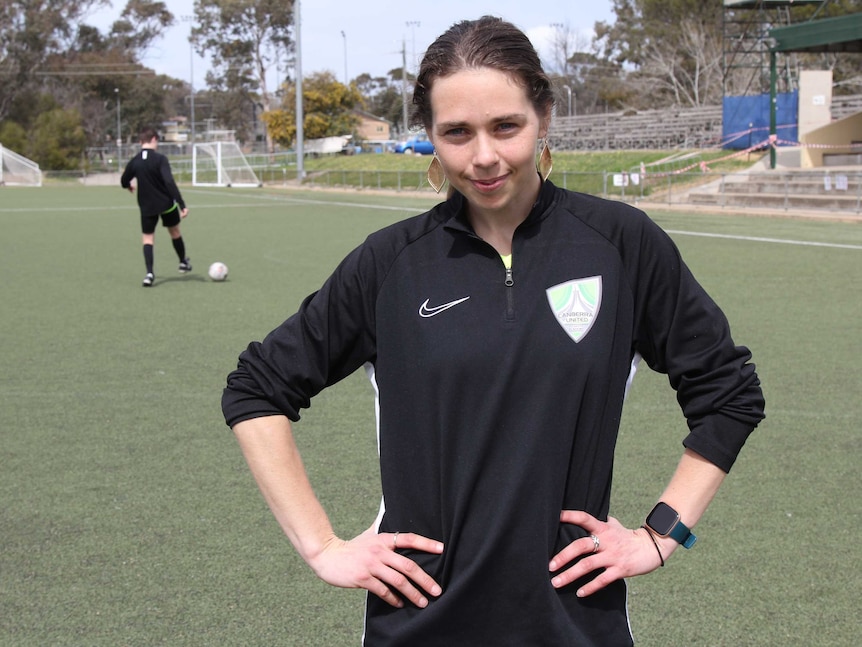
[192,141,261,187]
[0,144,43,187]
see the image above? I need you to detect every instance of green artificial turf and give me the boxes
[0,185,859,646]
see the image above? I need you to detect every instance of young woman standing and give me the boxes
[222,16,764,645]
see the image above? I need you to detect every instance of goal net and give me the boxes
[192,141,261,187]
[0,144,42,187]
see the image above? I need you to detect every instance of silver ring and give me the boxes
[393,532,399,549]
[590,534,600,553]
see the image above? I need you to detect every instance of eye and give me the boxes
[496,122,518,133]
[444,127,467,137]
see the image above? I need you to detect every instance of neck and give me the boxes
[467,174,541,256]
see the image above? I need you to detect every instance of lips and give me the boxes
[470,175,508,193]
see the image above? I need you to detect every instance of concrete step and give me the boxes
[719,179,862,196]
[688,191,861,211]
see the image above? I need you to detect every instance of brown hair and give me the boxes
[412,16,555,131]
[138,127,160,144]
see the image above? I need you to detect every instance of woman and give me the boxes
[222,16,765,646]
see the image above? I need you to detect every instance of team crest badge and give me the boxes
[546,276,602,343]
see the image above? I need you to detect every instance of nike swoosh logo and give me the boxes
[418,296,471,318]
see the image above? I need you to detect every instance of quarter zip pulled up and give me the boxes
[504,262,515,321]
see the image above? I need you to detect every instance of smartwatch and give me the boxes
[645,502,697,549]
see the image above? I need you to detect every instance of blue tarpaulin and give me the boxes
[722,92,799,149]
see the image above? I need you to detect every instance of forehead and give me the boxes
[429,67,535,123]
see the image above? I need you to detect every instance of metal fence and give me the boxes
[264,168,862,215]
[37,166,862,215]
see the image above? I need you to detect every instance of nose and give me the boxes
[471,133,498,169]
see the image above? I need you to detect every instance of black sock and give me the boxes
[172,237,186,261]
[143,244,154,274]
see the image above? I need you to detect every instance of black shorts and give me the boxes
[141,204,181,234]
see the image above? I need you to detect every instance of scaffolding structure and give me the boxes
[722,0,827,97]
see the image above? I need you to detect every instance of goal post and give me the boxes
[192,141,261,187]
[0,144,43,187]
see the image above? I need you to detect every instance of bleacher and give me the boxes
[548,94,862,152]
[548,105,724,151]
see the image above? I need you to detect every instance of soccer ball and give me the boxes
[208,261,229,281]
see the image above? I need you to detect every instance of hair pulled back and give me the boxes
[412,16,555,131]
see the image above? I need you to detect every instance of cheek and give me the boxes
[502,138,539,168]
[435,146,467,173]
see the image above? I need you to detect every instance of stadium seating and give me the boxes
[548,94,862,152]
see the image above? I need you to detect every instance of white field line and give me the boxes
[664,229,862,250]
[3,190,860,250]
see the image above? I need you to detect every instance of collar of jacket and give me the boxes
[441,177,558,236]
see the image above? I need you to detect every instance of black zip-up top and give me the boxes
[120,147,185,217]
[222,181,765,646]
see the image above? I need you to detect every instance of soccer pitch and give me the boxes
[1,185,859,646]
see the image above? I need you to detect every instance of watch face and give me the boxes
[647,502,679,535]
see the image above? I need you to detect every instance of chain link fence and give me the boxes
[40,164,862,215]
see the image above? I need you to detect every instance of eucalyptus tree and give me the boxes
[0,0,108,121]
[191,0,294,152]
[594,0,862,108]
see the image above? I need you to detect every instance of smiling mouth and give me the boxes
[471,175,508,192]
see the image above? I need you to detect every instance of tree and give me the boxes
[263,71,361,147]
[30,107,88,170]
[544,23,627,115]
[639,17,723,107]
[354,72,402,123]
[595,0,862,108]
[0,121,28,152]
[109,0,174,55]
[594,0,724,108]
[0,0,109,121]
[1,0,183,158]
[192,0,295,153]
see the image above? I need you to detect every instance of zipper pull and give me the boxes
[505,267,514,287]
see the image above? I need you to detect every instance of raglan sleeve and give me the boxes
[159,157,186,209]
[120,159,134,189]
[221,241,379,428]
[630,216,765,472]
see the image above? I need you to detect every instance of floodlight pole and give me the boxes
[181,16,197,145]
[295,0,305,180]
[341,30,348,85]
[114,88,121,172]
[402,40,408,135]
[406,21,420,72]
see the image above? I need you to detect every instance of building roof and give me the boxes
[352,109,390,124]
[769,12,862,53]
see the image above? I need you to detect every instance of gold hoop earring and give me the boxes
[537,139,553,181]
[427,154,446,194]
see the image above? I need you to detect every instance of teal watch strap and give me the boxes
[669,521,697,549]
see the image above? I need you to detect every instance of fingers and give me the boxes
[391,531,445,555]
[382,532,444,608]
[374,548,443,608]
[559,509,598,528]
[313,529,444,609]
[551,513,665,597]
[549,534,601,574]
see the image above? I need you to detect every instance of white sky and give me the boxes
[84,0,614,88]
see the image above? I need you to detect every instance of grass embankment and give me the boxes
[271,149,764,196]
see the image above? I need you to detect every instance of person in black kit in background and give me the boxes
[121,127,191,287]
